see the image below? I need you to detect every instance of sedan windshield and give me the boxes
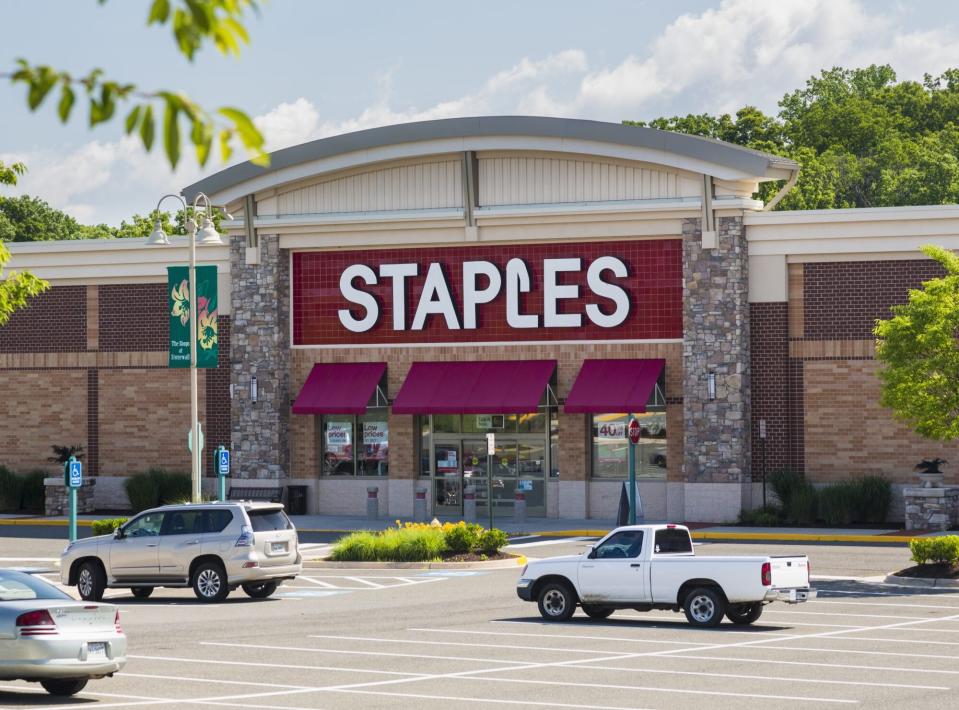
[0,570,72,601]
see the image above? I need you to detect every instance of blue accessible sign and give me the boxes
[68,460,82,489]
[217,448,230,476]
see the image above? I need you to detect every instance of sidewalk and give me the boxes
[0,512,952,543]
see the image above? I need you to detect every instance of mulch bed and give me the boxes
[894,563,959,579]
[441,551,515,563]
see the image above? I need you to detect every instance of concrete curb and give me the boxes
[0,518,94,527]
[884,573,959,588]
[304,554,527,570]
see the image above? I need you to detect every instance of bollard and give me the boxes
[414,487,428,522]
[366,486,379,521]
[463,485,476,522]
[513,490,527,525]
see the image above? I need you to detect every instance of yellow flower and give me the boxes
[198,309,218,349]
[171,279,190,326]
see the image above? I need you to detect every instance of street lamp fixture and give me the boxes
[145,192,227,503]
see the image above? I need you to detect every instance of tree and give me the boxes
[2,1,266,170]
[626,65,959,210]
[874,245,959,440]
[0,164,49,325]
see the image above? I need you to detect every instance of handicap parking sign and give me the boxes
[217,449,230,476]
[68,460,82,488]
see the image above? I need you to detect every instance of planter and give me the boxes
[916,472,946,488]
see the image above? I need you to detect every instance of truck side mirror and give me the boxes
[113,527,124,540]
[586,545,596,559]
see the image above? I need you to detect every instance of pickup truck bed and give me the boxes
[517,524,815,627]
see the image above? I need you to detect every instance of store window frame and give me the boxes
[588,373,667,481]
[316,410,390,478]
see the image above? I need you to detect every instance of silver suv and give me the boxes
[60,502,302,603]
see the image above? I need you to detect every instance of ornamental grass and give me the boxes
[329,520,508,562]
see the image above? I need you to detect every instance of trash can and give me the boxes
[286,485,307,515]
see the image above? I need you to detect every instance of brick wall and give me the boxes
[749,302,791,477]
[804,360,959,485]
[0,370,88,473]
[99,283,167,351]
[0,286,85,353]
[802,260,945,339]
[98,368,205,475]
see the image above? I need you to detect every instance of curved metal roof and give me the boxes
[182,115,797,202]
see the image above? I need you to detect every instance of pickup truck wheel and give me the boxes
[683,586,725,628]
[537,581,576,621]
[77,561,105,602]
[581,605,614,619]
[725,602,763,625]
[131,586,154,599]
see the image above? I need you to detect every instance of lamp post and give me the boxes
[146,193,226,503]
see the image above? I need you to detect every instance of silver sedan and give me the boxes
[0,569,126,696]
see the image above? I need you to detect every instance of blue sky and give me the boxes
[2,0,957,225]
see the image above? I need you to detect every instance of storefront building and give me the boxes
[5,117,959,522]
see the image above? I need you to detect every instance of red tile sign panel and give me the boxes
[292,239,682,346]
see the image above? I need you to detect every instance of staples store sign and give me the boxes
[292,240,682,346]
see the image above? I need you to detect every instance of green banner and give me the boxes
[167,265,218,369]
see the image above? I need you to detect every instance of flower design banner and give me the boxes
[167,265,218,368]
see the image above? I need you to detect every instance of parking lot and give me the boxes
[1,537,956,709]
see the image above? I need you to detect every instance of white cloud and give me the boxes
[4,0,958,225]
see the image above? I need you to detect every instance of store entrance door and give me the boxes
[433,443,462,516]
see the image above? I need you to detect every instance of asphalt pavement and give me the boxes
[2,536,955,709]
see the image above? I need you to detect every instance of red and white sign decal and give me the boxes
[627,418,641,445]
[292,240,682,346]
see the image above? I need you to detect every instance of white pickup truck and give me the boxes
[516,524,815,627]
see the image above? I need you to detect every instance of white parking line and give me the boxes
[343,576,385,588]
[813,598,959,610]
[309,632,664,653]
[200,640,526,665]
[744,644,958,660]
[128,653,429,678]
[414,626,792,644]
[670,653,959,676]
[296,576,340,589]
[827,634,959,647]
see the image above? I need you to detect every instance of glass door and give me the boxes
[462,440,489,515]
[433,443,462,516]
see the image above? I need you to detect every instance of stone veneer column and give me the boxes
[682,216,751,522]
[230,234,291,479]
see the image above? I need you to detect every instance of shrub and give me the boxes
[737,505,782,526]
[329,531,379,561]
[444,522,482,554]
[477,528,510,555]
[910,536,959,566]
[0,466,24,512]
[769,469,804,511]
[124,469,192,512]
[91,517,128,536]
[385,527,447,561]
[19,469,47,512]
[851,475,892,523]
[784,483,818,525]
[818,482,858,526]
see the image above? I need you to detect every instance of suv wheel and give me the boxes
[131,586,154,599]
[77,561,105,602]
[40,679,88,696]
[537,580,576,621]
[192,561,229,602]
[683,586,725,628]
[242,581,278,599]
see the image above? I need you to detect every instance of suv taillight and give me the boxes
[16,609,57,636]
[235,524,254,547]
[761,561,772,586]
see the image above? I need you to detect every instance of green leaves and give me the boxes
[0,241,50,327]
[0,161,26,187]
[147,0,259,61]
[875,245,959,440]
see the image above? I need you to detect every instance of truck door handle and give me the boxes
[145,543,158,548]
[186,540,200,545]
[630,563,641,568]
[581,564,594,569]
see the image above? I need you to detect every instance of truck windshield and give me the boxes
[654,529,692,554]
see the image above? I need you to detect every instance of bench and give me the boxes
[228,486,283,503]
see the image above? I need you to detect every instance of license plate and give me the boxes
[271,542,287,553]
[88,642,106,659]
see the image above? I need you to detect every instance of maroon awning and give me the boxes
[392,360,556,414]
[292,362,387,415]
[564,359,665,413]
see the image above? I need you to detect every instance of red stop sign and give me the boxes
[627,418,641,445]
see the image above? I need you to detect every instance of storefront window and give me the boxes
[463,414,515,434]
[549,409,559,478]
[319,412,388,476]
[433,415,461,433]
[590,411,667,480]
[419,418,431,477]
